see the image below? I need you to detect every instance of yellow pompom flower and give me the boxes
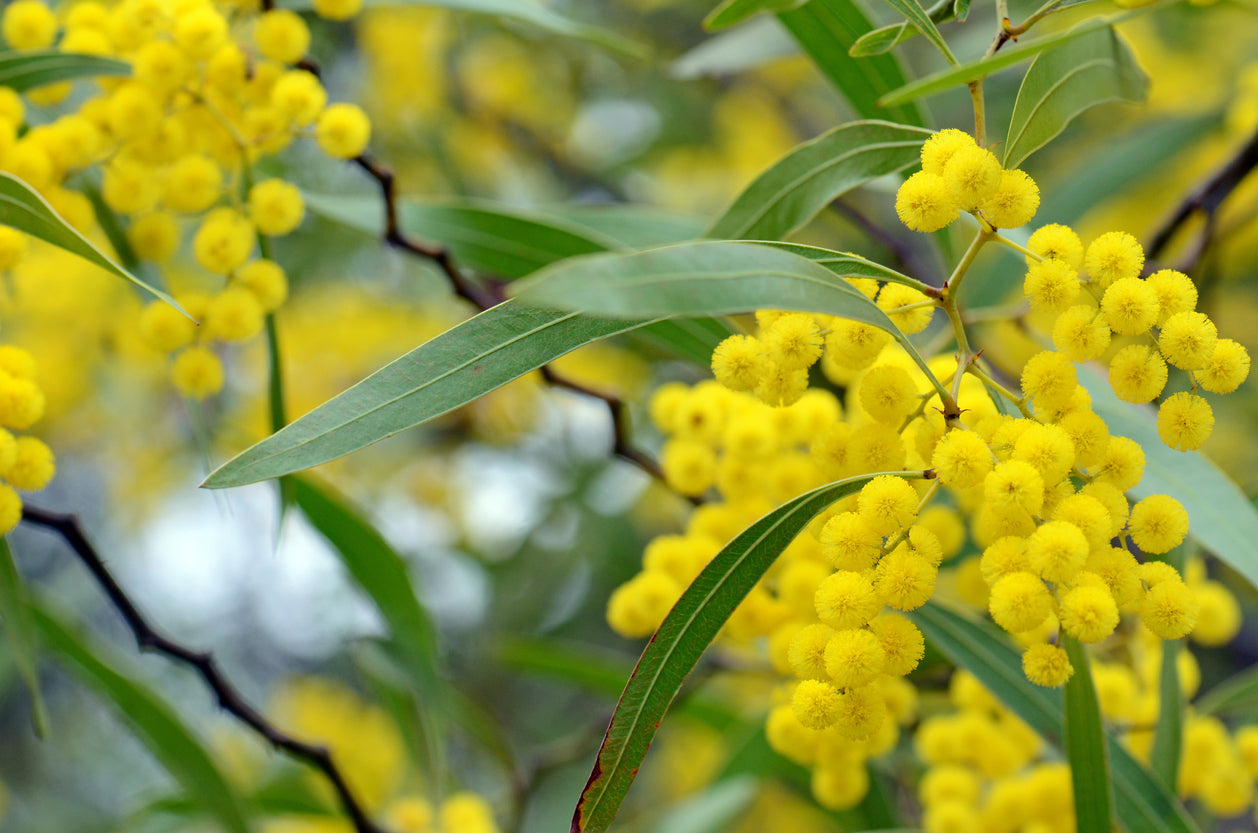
[1108,345,1167,404]
[249,179,305,237]
[988,571,1052,633]
[1027,223,1084,268]
[941,144,1002,209]
[1059,584,1119,642]
[0,349,34,382]
[4,436,53,492]
[1020,351,1076,412]
[1093,435,1145,491]
[139,301,196,353]
[173,6,229,60]
[788,623,836,679]
[1022,643,1073,687]
[895,171,959,233]
[762,313,823,370]
[0,482,20,534]
[874,549,936,610]
[234,259,289,313]
[312,0,365,20]
[1141,579,1198,640]
[193,208,255,274]
[826,321,891,369]
[1051,493,1112,549]
[1011,423,1075,486]
[920,128,976,176]
[859,364,918,422]
[2,1,57,50]
[1128,494,1188,554]
[984,460,1044,516]
[661,439,715,496]
[820,512,881,571]
[877,284,935,334]
[128,212,180,263]
[792,678,842,730]
[979,169,1039,229]
[1158,311,1217,370]
[102,158,160,215]
[1101,277,1160,336]
[868,614,924,676]
[754,362,809,407]
[814,570,881,630]
[132,41,191,95]
[1156,392,1213,452]
[1146,269,1198,324]
[857,475,919,537]
[0,227,28,272]
[823,627,887,687]
[930,431,992,492]
[1198,339,1250,394]
[1056,410,1109,468]
[255,9,311,64]
[0,374,44,430]
[1023,258,1079,312]
[171,347,224,400]
[1084,231,1143,288]
[980,536,1033,584]
[271,70,327,126]
[165,155,222,214]
[316,103,372,159]
[1086,547,1141,607]
[606,571,681,637]
[205,288,265,343]
[1026,520,1088,582]
[710,335,764,392]
[1191,581,1241,647]
[832,682,887,739]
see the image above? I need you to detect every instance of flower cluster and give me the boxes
[0,0,372,399]
[0,344,54,533]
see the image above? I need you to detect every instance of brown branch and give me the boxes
[19,505,390,833]
[1147,126,1258,263]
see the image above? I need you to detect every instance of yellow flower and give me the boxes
[1158,311,1218,370]
[1198,339,1250,393]
[1141,579,1198,639]
[941,144,1002,209]
[857,475,919,537]
[1022,643,1073,686]
[316,103,372,159]
[859,364,918,423]
[1027,223,1083,268]
[895,171,959,233]
[814,570,881,630]
[1108,344,1167,404]
[979,169,1039,229]
[1059,583,1119,642]
[1101,276,1159,335]
[791,678,842,730]
[1128,494,1189,554]
[171,347,224,400]
[1026,520,1088,583]
[920,128,976,176]
[1023,258,1080,312]
[1156,392,1214,451]
[1084,231,1143,288]
[823,627,886,687]
[989,571,1052,633]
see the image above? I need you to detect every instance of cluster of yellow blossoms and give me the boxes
[0,343,54,533]
[0,0,373,399]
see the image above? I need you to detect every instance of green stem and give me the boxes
[942,230,991,409]
[966,362,1034,418]
[968,81,987,147]
[992,232,1043,261]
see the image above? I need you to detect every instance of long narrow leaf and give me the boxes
[1003,25,1147,170]
[672,16,800,79]
[1195,664,1258,717]
[572,471,929,833]
[0,50,129,91]
[0,173,181,310]
[203,303,648,488]
[1062,637,1115,833]
[877,0,955,63]
[707,120,932,241]
[0,539,48,735]
[1150,638,1182,792]
[705,0,805,29]
[910,603,1200,833]
[31,602,250,833]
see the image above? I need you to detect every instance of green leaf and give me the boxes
[572,472,927,833]
[0,539,48,736]
[304,193,618,279]
[954,0,972,22]
[652,777,760,833]
[285,0,645,56]
[0,173,182,310]
[909,602,1200,833]
[877,3,1166,108]
[777,0,928,127]
[1078,367,1258,592]
[849,22,914,57]
[633,317,740,367]
[1150,637,1182,792]
[1002,25,1148,170]
[543,204,706,248]
[877,0,956,63]
[1062,637,1115,833]
[705,0,805,30]
[202,303,647,488]
[706,120,933,241]
[30,601,250,833]
[671,16,800,79]
[1195,664,1258,717]
[292,477,442,693]
[0,50,129,91]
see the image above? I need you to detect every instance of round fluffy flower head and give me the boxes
[874,548,936,610]
[788,623,836,680]
[1101,277,1160,336]
[1011,423,1075,486]
[1157,392,1213,452]
[1085,231,1143,288]
[1023,258,1079,313]
[316,103,372,159]
[920,765,981,807]
[1052,493,1112,549]
[249,179,305,237]
[820,512,881,571]
[1023,643,1073,687]
[255,9,311,64]
[0,227,28,272]
[826,321,891,369]
[1021,351,1077,412]
[984,459,1044,516]
[1108,344,1167,404]
[606,572,681,637]
[1198,339,1250,394]
[171,347,224,400]
[754,363,809,407]
[206,288,265,343]
[814,570,881,630]
[920,128,976,176]
[988,571,1052,633]
[1128,495,1188,554]
[1142,579,1198,640]
[896,171,959,233]
[792,679,843,730]
[4,436,53,492]
[980,536,1032,584]
[859,364,918,422]
[193,208,255,274]
[1146,269,1198,324]
[762,313,823,370]
[165,155,223,214]
[1027,223,1084,268]
[3,1,57,50]
[661,439,715,496]
[128,212,180,263]
[857,475,919,537]
[932,430,992,489]
[1060,584,1119,642]
[823,627,887,687]
[851,422,908,472]
[174,6,229,60]
[139,301,196,353]
[979,169,1039,229]
[942,144,1002,209]
[877,284,935,334]
[1026,520,1088,583]
[312,0,365,20]
[832,682,887,739]
[271,70,328,126]
[0,348,35,382]
[0,374,43,430]
[710,335,765,392]
[1159,311,1217,370]
[1191,581,1241,647]
[1093,435,1144,491]
[235,259,289,313]
[869,614,925,676]
[812,765,869,811]
[1056,410,1110,469]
